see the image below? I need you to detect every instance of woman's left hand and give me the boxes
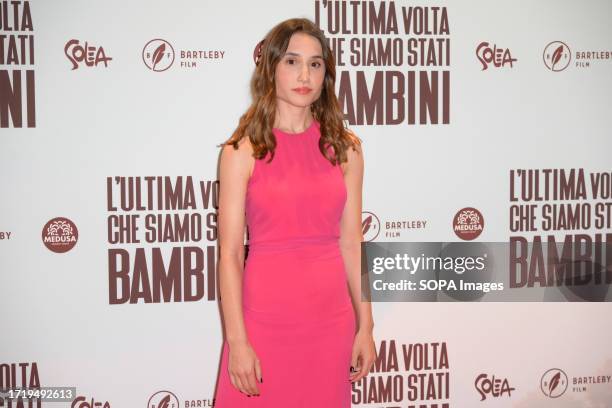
[349,329,376,383]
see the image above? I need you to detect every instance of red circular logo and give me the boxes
[253,38,265,65]
[453,207,484,240]
[42,217,78,253]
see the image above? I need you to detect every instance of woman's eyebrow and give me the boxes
[284,51,324,59]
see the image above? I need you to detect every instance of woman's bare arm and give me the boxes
[339,143,373,333]
[218,139,252,345]
[340,142,376,383]
[218,138,262,395]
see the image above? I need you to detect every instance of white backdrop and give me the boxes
[1,0,611,407]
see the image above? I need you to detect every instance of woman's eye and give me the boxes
[285,59,322,68]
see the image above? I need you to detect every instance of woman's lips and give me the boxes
[293,87,312,95]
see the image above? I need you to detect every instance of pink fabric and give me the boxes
[214,119,356,407]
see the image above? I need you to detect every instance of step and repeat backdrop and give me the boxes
[1,0,611,407]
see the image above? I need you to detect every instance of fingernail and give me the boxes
[260,377,263,383]
[247,395,251,398]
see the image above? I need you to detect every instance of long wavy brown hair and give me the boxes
[219,17,361,166]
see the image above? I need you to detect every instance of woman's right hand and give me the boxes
[227,341,262,396]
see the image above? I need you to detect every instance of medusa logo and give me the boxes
[42,217,78,253]
[253,38,265,65]
[453,207,484,240]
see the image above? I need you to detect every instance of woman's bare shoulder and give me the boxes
[220,136,256,181]
[341,135,364,175]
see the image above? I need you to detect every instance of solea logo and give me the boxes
[142,39,175,72]
[71,395,111,407]
[475,41,517,70]
[64,39,112,70]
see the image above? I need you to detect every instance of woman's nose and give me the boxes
[298,64,310,81]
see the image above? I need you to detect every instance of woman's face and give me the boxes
[274,32,326,109]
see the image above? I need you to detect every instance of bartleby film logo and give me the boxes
[540,368,568,398]
[543,40,612,71]
[142,39,175,72]
[543,41,571,72]
[142,38,226,71]
[362,211,381,241]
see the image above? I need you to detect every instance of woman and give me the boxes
[214,17,375,407]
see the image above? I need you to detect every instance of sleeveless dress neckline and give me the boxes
[272,119,317,136]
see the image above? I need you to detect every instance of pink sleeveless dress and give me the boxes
[214,119,356,407]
